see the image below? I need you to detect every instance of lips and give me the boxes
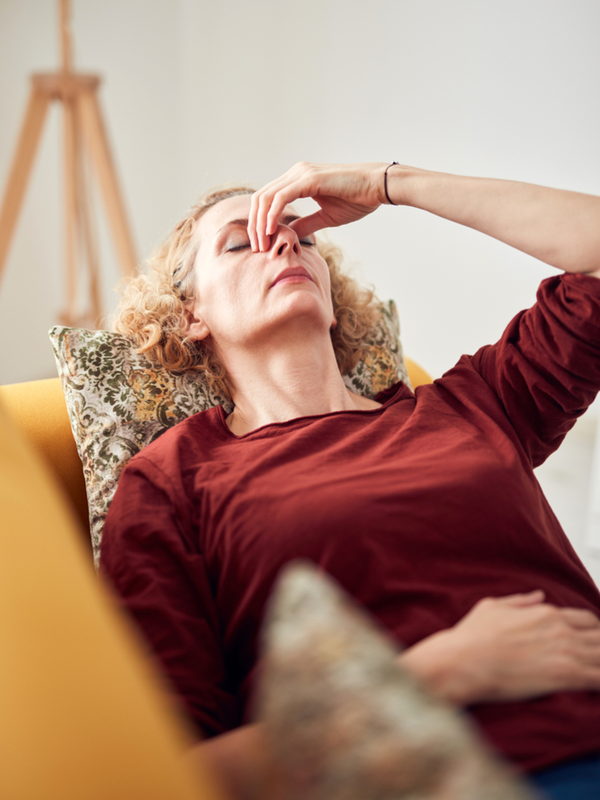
[270,266,314,288]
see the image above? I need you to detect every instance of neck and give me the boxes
[219,327,380,435]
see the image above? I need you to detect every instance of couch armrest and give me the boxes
[0,377,89,544]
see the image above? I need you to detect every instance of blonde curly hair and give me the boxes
[114,185,380,399]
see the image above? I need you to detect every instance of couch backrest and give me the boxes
[0,378,90,549]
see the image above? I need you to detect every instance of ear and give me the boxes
[184,305,211,341]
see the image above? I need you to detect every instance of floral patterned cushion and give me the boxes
[49,300,409,568]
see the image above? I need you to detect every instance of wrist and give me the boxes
[400,629,484,707]
[188,723,274,800]
[383,162,399,205]
[382,164,432,207]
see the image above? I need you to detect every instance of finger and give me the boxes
[258,163,336,241]
[255,196,273,253]
[251,169,315,250]
[289,212,329,239]
[248,191,260,252]
[248,183,286,251]
[265,187,303,236]
[253,191,273,253]
[561,607,600,630]
[253,186,294,252]
[255,187,311,252]
[256,162,308,201]
[496,590,546,607]
[264,179,318,236]
[249,170,297,251]
[565,665,600,691]
[576,632,600,658]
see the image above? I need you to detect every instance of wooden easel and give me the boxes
[0,0,137,327]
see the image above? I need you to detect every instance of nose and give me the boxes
[268,223,301,258]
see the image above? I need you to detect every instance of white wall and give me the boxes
[0,0,600,382]
[1,0,598,385]
[1,1,599,572]
[0,0,183,383]
[177,0,600,383]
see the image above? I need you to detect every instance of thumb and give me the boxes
[290,212,329,239]
[497,590,546,607]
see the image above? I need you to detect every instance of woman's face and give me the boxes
[187,194,335,351]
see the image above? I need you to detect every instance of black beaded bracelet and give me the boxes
[384,161,399,205]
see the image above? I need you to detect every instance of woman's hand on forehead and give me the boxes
[248,162,387,252]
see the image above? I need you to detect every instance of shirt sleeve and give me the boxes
[100,455,240,739]
[468,272,600,467]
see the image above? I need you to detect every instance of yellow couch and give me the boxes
[0,380,224,800]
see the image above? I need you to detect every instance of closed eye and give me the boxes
[228,240,314,252]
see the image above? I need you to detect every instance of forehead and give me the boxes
[196,194,299,245]
[199,193,253,233]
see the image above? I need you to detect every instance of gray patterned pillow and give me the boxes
[49,300,409,568]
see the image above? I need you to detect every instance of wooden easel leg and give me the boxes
[0,87,50,284]
[0,70,138,323]
[78,88,137,277]
[75,95,101,326]
[78,167,102,326]
[61,91,102,327]
[61,95,78,325]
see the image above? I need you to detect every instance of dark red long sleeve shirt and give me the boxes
[101,273,600,773]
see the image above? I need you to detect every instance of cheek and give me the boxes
[195,271,250,330]
[318,257,333,289]
[319,267,335,311]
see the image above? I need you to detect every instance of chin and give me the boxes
[277,292,333,330]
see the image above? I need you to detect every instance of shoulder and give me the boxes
[373,380,414,405]
[111,405,229,507]
[536,272,600,332]
[104,409,225,545]
[130,404,225,468]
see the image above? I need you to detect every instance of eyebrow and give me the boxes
[217,214,301,234]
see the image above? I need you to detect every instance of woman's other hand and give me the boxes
[400,591,600,706]
[248,162,387,251]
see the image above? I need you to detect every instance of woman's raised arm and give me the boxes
[249,162,600,278]
[386,164,600,277]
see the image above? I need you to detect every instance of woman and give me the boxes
[101,161,600,799]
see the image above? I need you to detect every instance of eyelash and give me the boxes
[227,240,315,253]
